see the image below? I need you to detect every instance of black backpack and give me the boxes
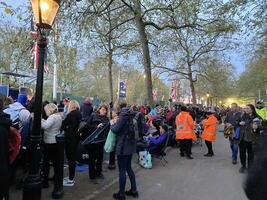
[126,112,139,142]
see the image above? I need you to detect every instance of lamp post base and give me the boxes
[23,174,42,200]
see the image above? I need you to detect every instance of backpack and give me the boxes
[9,127,21,164]
[127,112,140,142]
[4,106,25,131]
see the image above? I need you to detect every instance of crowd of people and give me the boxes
[0,92,267,200]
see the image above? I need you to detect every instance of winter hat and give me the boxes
[18,94,27,105]
[207,108,215,114]
[84,98,92,105]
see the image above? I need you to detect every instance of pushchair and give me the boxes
[194,123,203,146]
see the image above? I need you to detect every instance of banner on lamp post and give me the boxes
[119,79,127,98]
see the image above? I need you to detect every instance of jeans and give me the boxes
[229,138,238,161]
[117,155,137,195]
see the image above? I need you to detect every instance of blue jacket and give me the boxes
[148,132,168,154]
[111,107,136,156]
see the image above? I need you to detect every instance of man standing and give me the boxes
[225,103,242,164]
[202,109,219,157]
[176,106,196,159]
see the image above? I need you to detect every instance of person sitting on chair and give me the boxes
[137,124,168,154]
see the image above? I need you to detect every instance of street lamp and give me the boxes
[23,1,60,200]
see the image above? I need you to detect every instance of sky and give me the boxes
[2,0,247,75]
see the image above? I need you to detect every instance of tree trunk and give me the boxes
[107,9,114,104]
[188,65,197,105]
[133,0,153,106]
[108,49,113,103]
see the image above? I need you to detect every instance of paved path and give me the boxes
[92,130,248,200]
[10,129,248,200]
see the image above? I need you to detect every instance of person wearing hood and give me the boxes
[201,109,219,157]
[4,93,31,127]
[111,102,138,200]
[80,98,93,121]
[0,94,12,200]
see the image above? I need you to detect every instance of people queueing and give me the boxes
[41,103,63,188]
[201,109,219,157]
[0,94,12,200]
[224,103,242,164]
[111,102,138,200]
[61,100,82,187]
[238,104,261,173]
[175,106,196,159]
[81,105,110,184]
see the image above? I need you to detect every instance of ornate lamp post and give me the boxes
[23,1,60,200]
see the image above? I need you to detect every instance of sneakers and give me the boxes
[90,178,98,184]
[96,173,105,179]
[108,165,116,170]
[63,178,75,187]
[186,155,194,159]
[42,181,49,188]
[204,153,214,157]
[232,160,237,165]
[125,190,139,198]
[113,192,126,200]
[239,166,247,174]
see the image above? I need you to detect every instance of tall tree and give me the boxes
[152,0,237,104]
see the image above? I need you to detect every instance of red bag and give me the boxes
[9,127,21,164]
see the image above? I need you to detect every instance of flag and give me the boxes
[170,80,177,101]
[119,80,127,98]
[153,88,158,102]
[30,42,49,73]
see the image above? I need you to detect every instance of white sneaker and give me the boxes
[63,177,69,182]
[63,179,75,187]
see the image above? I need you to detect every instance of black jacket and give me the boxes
[81,112,109,142]
[61,110,82,143]
[239,113,260,143]
[111,107,136,156]
[80,103,93,121]
[0,111,12,198]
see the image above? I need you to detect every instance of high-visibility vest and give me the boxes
[201,114,218,142]
[256,108,267,120]
[175,111,196,140]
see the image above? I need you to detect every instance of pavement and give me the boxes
[10,127,249,200]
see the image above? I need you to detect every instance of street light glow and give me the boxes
[40,2,49,11]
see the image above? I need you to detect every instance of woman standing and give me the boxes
[111,102,138,200]
[41,103,62,188]
[201,109,219,157]
[238,104,261,173]
[61,100,82,187]
[82,105,109,184]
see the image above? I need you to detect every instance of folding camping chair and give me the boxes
[151,132,170,166]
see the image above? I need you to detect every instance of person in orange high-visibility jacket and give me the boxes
[202,109,219,157]
[176,106,196,159]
